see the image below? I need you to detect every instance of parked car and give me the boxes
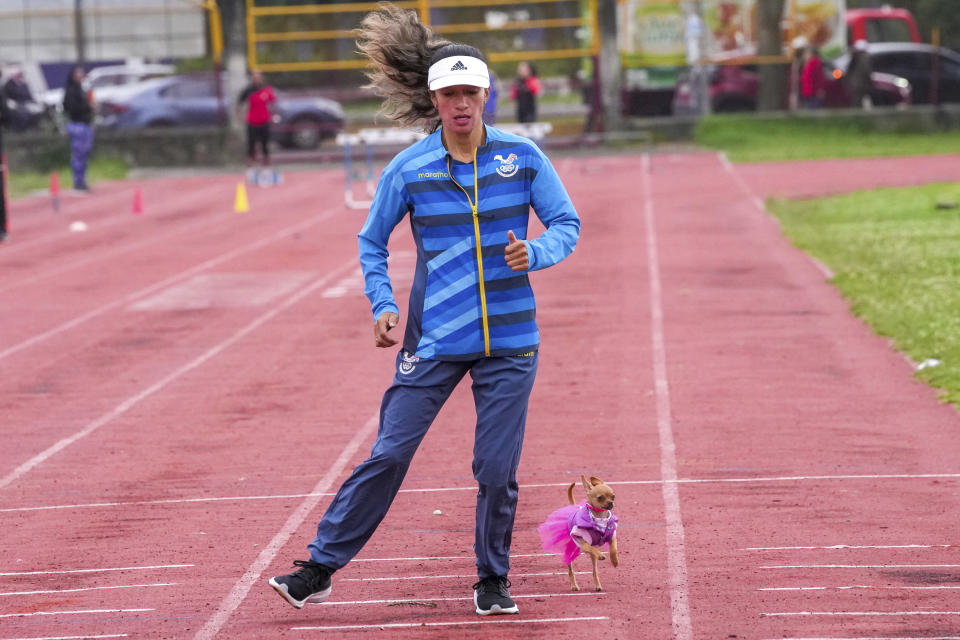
[672,59,911,114]
[41,63,175,113]
[97,73,345,149]
[835,43,960,105]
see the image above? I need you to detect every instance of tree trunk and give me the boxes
[756,0,787,111]
[598,0,623,131]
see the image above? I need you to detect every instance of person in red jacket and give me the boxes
[237,70,277,171]
[800,47,826,109]
[510,61,541,123]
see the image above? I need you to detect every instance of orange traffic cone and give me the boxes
[132,186,144,215]
[50,172,60,212]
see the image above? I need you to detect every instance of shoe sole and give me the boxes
[473,591,519,616]
[268,577,332,609]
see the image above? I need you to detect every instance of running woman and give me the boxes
[269,3,581,616]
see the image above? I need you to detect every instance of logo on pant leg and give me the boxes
[399,351,420,375]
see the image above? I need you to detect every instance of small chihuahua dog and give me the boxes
[538,475,619,592]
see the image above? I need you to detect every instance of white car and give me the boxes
[42,63,175,112]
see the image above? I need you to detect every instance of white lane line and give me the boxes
[351,553,552,563]
[761,637,960,640]
[760,585,960,592]
[342,570,589,582]
[0,180,228,257]
[0,635,129,640]
[643,153,693,640]
[292,616,609,631]
[0,564,192,576]
[717,152,834,279]
[746,544,954,551]
[0,210,232,296]
[191,413,379,640]
[762,611,960,617]
[762,564,960,569]
[0,258,357,491]
[0,583,176,596]
[0,210,330,364]
[0,608,152,618]
[0,492,332,513]
[317,591,604,606]
[7,472,960,513]
[670,473,960,484]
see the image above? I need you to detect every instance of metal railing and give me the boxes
[247,0,599,72]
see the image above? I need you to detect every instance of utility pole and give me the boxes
[74,0,87,64]
[685,1,710,116]
[597,0,623,132]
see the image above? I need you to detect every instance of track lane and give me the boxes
[650,152,960,639]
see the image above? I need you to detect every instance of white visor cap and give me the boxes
[427,56,490,91]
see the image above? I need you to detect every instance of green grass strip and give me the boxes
[768,182,960,408]
[6,157,128,200]
[696,114,960,163]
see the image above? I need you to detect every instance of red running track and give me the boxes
[1,154,959,640]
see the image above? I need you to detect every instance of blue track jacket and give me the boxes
[358,125,580,361]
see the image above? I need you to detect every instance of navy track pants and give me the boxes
[308,350,538,579]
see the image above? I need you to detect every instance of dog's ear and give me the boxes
[580,474,592,492]
[588,476,604,487]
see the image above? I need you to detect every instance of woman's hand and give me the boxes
[374,312,400,348]
[505,230,529,271]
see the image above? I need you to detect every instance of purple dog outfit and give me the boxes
[538,501,618,566]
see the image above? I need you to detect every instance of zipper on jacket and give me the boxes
[447,149,491,356]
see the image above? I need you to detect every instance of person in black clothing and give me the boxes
[846,40,873,109]
[4,68,34,104]
[510,61,540,123]
[62,65,94,192]
[0,69,8,241]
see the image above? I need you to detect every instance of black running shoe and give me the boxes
[269,560,333,609]
[473,576,519,615]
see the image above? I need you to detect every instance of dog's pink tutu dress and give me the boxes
[538,501,618,566]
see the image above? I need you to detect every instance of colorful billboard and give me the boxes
[620,0,847,68]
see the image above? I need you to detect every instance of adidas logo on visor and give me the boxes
[450,60,468,71]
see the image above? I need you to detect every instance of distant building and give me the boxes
[0,0,205,65]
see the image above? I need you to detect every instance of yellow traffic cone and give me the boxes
[234,182,249,213]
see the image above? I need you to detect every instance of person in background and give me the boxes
[846,39,873,109]
[62,65,94,192]
[482,69,498,124]
[800,46,826,109]
[510,61,540,123]
[4,67,34,104]
[0,67,10,127]
[0,67,8,242]
[237,70,277,179]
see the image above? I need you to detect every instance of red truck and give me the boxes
[845,7,921,45]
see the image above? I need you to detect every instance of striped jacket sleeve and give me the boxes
[526,147,581,271]
[357,167,409,320]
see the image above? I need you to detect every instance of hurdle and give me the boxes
[496,121,553,141]
[336,128,426,210]
[335,123,553,210]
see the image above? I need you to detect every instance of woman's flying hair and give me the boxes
[356,2,486,131]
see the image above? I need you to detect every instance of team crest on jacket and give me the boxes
[399,351,420,375]
[494,153,519,178]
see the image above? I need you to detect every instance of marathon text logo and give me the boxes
[418,171,449,179]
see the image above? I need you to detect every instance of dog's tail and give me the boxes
[567,482,577,505]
